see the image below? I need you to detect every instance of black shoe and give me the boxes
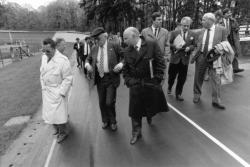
[130,134,142,145]
[212,102,226,110]
[147,117,152,125]
[233,68,244,73]
[57,133,68,143]
[193,97,200,103]
[110,123,117,131]
[167,89,171,95]
[176,95,184,101]
[102,122,109,129]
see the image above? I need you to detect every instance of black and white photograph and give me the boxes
[0,0,250,166]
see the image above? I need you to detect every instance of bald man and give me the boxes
[123,27,169,145]
[191,13,227,109]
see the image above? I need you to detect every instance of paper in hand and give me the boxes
[173,34,186,49]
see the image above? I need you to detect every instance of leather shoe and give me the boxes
[130,134,142,145]
[110,123,117,131]
[233,68,244,73]
[102,122,109,129]
[212,102,225,110]
[57,133,68,143]
[176,95,184,101]
[147,117,152,125]
[193,97,200,103]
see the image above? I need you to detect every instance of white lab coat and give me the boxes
[40,50,73,124]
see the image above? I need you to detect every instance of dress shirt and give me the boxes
[202,24,215,53]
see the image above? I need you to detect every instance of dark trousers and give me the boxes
[168,61,188,96]
[232,57,239,70]
[76,53,82,67]
[53,123,68,134]
[97,74,117,124]
[131,117,142,137]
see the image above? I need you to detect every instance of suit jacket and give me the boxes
[73,42,84,56]
[86,41,123,87]
[141,27,170,57]
[226,18,242,57]
[169,30,196,65]
[192,25,227,61]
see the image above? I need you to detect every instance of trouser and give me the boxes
[131,117,142,137]
[76,53,81,67]
[193,55,221,103]
[168,61,188,96]
[53,123,68,134]
[232,57,240,70]
[97,74,117,124]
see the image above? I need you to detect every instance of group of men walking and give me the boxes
[40,9,243,144]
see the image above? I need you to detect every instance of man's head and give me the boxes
[214,10,223,22]
[76,38,80,42]
[123,27,140,46]
[43,38,56,59]
[55,38,66,54]
[91,27,107,47]
[202,13,216,29]
[223,8,232,19]
[180,16,192,33]
[152,12,162,28]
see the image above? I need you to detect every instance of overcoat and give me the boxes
[123,38,169,118]
[40,50,73,124]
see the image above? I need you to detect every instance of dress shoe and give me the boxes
[110,123,117,131]
[167,89,171,95]
[130,134,142,145]
[233,68,244,73]
[176,95,184,101]
[193,97,200,103]
[212,102,226,110]
[147,117,152,125]
[102,122,109,129]
[57,133,68,143]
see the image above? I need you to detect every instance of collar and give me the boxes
[135,38,142,50]
[209,24,215,31]
[99,39,107,49]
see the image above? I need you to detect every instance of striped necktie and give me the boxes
[99,46,104,77]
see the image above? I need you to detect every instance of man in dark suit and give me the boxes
[168,16,196,101]
[191,13,227,109]
[223,8,244,73]
[123,27,169,145]
[85,27,123,131]
[73,38,84,68]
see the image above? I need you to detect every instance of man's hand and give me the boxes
[185,47,190,52]
[113,62,123,73]
[85,63,93,72]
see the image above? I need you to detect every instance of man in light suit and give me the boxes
[168,16,196,101]
[141,12,170,60]
[191,13,227,109]
[85,27,123,131]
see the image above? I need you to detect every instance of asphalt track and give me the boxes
[44,55,250,167]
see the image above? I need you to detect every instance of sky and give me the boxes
[6,0,55,9]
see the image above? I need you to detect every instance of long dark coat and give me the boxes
[123,37,169,118]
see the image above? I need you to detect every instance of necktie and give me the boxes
[154,28,158,37]
[183,32,186,41]
[99,46,104,77]
[203,29,210,55]
[86,44,88,55]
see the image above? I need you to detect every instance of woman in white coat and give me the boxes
[40,38,73,143]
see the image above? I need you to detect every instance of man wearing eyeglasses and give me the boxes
[40,38,73,143]
[85,27,123,131]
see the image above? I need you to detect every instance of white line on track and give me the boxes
[168,103,250,167]
[44,139,57,167]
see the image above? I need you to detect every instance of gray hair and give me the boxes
[181,16,192,24]
[124,27,140,37]
[203,13,216,22]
